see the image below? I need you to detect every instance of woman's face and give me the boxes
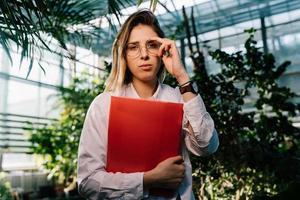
[125,24,161,83]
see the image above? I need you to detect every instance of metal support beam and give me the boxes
[0,50,9,114]
[59,52,65,87]
[260,16,269,54]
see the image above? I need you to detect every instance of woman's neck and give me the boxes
[131,78,158,99]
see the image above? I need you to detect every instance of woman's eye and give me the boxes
[147,42,160,49]
[127,45,138,50]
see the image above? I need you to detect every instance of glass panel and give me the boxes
[3,43,62,86]
[63,68,72,87]
[2,153,38,170]
[7,80,39,116]
[39,87,60,118]
[75,46,98,75]
[38,61,61,85]
[8,51,40,81]
[0,48,3,72]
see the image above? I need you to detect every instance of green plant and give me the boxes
[27,7,300,198]
[0,172,13,200]
[174,7,300,199]
[202,29,300,198]
[29,68,109,187]
[0,0,152,76]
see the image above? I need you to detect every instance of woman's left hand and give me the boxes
[150,37,189,84]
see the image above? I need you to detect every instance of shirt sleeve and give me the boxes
[177,89,219,156]
[77,95,145,200]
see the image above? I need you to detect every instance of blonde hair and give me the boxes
[104,9,166,93]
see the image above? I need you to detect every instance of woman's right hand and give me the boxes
[143,156,185,189]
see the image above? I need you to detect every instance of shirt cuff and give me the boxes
[141,172,149,198]
[123,172,144,200]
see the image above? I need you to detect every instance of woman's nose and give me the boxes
[140,46,149,59]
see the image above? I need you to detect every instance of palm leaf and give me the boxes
[0,0,135,76]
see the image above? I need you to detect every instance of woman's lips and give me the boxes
[139,64,152,70]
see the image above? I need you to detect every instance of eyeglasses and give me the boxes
[126,40,161,58]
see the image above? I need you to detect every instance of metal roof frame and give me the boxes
[87,0,300,56]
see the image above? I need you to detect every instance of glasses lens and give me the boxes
[146,40,161,56]
[126,40,161,57]
[126,44,139,57]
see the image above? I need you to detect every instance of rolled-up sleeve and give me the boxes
[181,94,219,156]
[77,94,144,200]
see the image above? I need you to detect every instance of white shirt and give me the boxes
[77,82,219,200]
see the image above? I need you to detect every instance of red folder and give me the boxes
[106,96,183,197]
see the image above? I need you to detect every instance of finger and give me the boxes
[166,43,172,51]
[151,37,174,49]
[150,36,174,44]
[175,157,184,164]
[150,36,164,43]
[160,43,172,57]
[158,38,176,49]
[178,164,185,171]
[181,171,185,178]
[158,43,166,57]
[174,178,183,185]
[174,171,185,179]
[174,168,185,177]
[163,43,171,53]
[180,168,185,178]
[170,155,184,163]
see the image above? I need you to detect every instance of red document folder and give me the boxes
[106,96,184,197]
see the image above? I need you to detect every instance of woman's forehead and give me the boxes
[128,24,158,43]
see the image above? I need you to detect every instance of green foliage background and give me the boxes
[5,0,298,199]
[188,30,300,199]
[0,173,13,200]
[29,69,109,186]
[29,31,300,199]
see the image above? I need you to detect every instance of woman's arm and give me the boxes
[181,93,219,156]
[77,95,144,200]
[150,36,219,156]
[172,62,219,156]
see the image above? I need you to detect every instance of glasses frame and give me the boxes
[125,40,161,58]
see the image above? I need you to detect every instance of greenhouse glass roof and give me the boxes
[86,0,300,56]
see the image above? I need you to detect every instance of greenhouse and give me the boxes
[0,0,300,199]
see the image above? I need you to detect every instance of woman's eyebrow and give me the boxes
[146,39,157,43]
[127,39,155,44]
[127,41,139,45]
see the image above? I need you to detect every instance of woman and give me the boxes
[77,9,219,200]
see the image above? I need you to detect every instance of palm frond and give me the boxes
[0,0,133,76]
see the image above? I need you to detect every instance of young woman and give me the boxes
[77,9,219,200]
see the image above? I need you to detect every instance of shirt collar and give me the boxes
[127,81,161,100]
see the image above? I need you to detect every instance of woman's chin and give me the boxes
[136,75,157,83]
